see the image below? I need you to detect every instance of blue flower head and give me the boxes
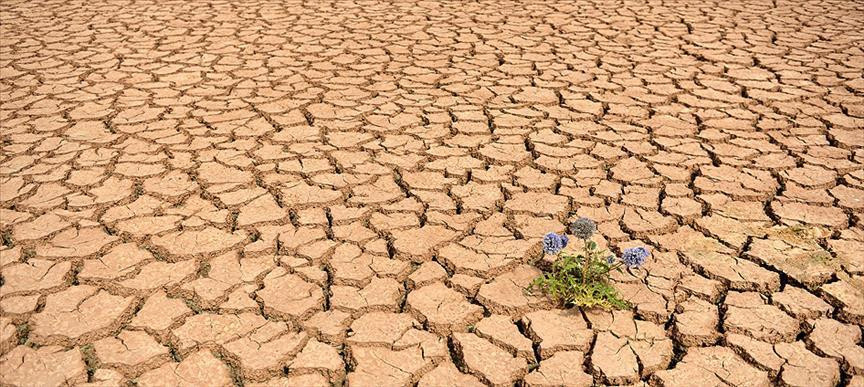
[542,232,568,255]
[606,255,616,265]
[621,246,649,267]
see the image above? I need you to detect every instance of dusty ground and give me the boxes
[1,0,863,385]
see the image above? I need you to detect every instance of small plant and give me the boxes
[20,248,35,263]
[1,230,13,247]
[16,323,30,345]
[529,217,649,310]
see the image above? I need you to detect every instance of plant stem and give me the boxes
[581,239,590,285]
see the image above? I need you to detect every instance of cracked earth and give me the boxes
[0,0,863,386]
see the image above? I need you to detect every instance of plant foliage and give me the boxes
[529,219,649,310]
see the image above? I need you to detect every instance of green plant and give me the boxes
[20,248,35,262]
[1,230,13,247]
[528,218,649,310]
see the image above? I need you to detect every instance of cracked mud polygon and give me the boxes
[1,0,863,386]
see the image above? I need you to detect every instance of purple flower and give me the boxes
[606,255,616,265]
[621,246,649,267]
[542,232,568,255]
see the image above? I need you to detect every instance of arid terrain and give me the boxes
[1,0,863,386]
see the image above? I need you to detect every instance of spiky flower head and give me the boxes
[542,232,569,255]
[569,217,596,240]
[621,246,649,268]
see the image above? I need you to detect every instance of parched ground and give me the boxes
[1,0,863,385]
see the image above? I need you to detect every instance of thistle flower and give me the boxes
[569,217,597,240]
[621,246,649,267]
[606,255,616,265]
[542,232,568,255]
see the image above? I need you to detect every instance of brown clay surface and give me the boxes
[1,0,863,385]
